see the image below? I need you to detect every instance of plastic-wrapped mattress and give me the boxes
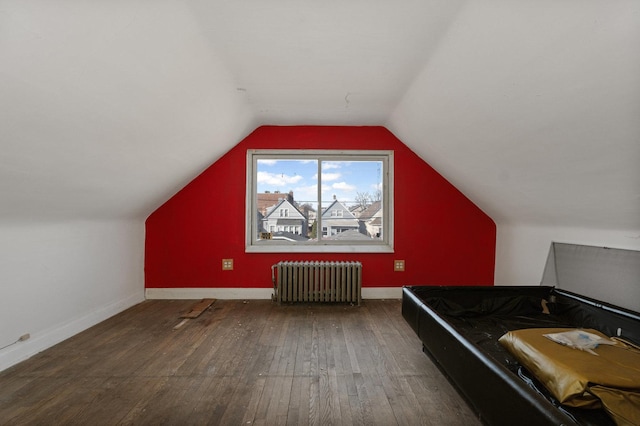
[499,328,640,425]
[402,285,640,426]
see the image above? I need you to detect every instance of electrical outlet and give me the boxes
[394,260,405,272]
[222,259,234,270]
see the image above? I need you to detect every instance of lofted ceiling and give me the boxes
[1,0,639,231]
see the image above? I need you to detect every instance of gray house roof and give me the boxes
[359,201,381,220]
[321,199,357,219]
[270,231,309,242]
[323,229,372,241]
[264,198,306,219]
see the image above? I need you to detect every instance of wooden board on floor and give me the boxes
[180,298,216,318]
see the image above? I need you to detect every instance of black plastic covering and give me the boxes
[402,285,640,426]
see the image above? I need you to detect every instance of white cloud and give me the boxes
[292,185,318,204]
[257,171,303,186]
[322,162,342,170]
[333,182,357,191]
[321,172,341,181]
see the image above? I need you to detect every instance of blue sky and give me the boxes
[257,159,382,208]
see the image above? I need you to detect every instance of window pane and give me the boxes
[256,159,318,243]
[320,160,383,242]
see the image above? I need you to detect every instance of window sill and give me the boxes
[245,244,394,254]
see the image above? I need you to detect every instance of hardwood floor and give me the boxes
[0,299,481,425]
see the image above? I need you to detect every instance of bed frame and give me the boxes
[402,285,640,426]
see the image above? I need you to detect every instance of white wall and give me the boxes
[495,224,640,285]
[0,219,145,371]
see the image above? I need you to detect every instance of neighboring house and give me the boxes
[349,204,367,218]
[262,199,308,237]
[298,203,317,234]
[359,201,382,238]
[257,191,294,216]
[320,199,359,237]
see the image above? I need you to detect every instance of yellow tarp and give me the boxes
[499,328,640,426]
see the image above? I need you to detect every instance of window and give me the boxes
[246,149,394,253]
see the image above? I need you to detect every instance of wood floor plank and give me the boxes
[180,298,216,318]
[0,299,481,426]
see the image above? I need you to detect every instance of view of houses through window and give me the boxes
[247,150,393,251]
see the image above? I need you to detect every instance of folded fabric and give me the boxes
[499,328,640,425]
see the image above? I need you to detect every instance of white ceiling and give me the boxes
[1,0,639,230]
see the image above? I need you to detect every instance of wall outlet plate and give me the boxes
[394,260,405,271]
[222,259,234,270]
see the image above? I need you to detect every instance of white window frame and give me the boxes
[246,149,394,253]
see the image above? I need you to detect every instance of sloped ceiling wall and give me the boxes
[1,1,255,221]
[1,0,639,231]
[388,1,640,231]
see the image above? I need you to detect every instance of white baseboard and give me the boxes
[145,287,274,300]
[362,287,403,299]
[0,291,145,372]
[145,287,403,300]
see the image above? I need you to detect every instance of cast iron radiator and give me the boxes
[271,261,362,305]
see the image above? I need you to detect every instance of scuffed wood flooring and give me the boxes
[0,299,480,425]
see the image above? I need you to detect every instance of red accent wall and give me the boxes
[145,126,496,289]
